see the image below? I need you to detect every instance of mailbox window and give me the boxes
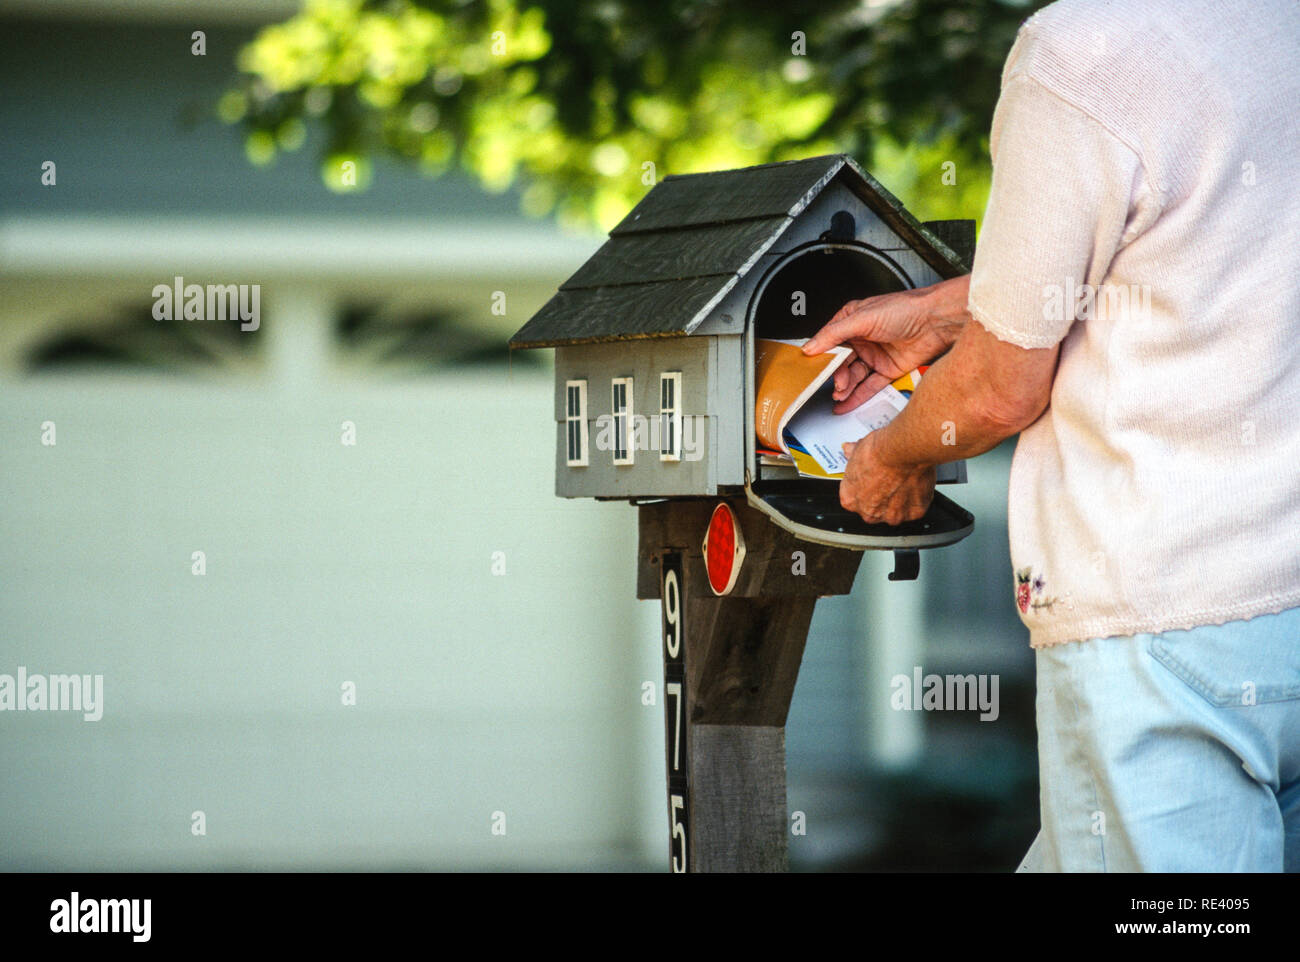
[659,372,682,462]
[611,377,633,465]
[565,379,588,466]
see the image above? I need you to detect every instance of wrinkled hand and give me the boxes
[803,275,970,414]
[839,433,935,526]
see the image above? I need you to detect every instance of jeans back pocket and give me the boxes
[1148,608,1300,708]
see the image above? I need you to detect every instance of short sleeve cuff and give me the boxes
[967,299,1067,350]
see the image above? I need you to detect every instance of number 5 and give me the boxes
[670,794,687,873]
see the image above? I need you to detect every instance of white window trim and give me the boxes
[659,371,682,462]
[611,377,634,466]
[565,379,588,467]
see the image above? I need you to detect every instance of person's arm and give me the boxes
[837,319,1059,525]
[866,318,1057,466]
[818,63,1151,526]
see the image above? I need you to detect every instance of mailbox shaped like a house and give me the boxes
[510,154,974,553]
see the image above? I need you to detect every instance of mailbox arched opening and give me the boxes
[749,241,914,342]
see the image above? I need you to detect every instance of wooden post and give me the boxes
[638,497,863,872]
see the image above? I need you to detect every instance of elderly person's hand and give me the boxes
[838,432,936,525]
[802,274,972,414]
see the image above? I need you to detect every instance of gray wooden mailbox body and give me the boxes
[511,154,976,871]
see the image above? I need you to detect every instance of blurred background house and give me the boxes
[0,0,1039,870]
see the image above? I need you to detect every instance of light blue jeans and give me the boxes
[1018,605,1300,872]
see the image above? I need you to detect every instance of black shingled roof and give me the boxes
[509,154,971,349]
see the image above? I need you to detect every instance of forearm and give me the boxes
[870,318,1058,469]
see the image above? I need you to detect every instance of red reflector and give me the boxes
[702,503,746,596]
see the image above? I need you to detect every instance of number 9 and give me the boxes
[663,568,680,659]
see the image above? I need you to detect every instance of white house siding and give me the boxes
[0,372,669,869]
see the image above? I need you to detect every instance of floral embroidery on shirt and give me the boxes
[1016,567,1059,614]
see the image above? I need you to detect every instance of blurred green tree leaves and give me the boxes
[225,0,1048,231]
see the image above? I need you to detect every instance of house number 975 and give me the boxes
[661,553,689,873]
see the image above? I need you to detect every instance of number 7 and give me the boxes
[666,681,682,773]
